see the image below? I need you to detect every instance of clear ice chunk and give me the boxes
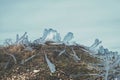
[15,32,29,45]
[89,39,102,49]
[45,54,56,73]
[63,32,74,44]
[41,28,61,43]
[98,46,105,55]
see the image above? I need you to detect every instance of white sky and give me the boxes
[0,0,120,52]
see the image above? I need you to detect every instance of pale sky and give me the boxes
[0,0,120,52]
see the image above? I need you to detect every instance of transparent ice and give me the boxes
[63,32,74,44]
[72,48,81,62]
[89,39,102,49]
[41,28,61,43]
[15,32,30,46]
[45,54,56,73]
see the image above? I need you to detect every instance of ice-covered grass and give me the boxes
[1,28,120,80]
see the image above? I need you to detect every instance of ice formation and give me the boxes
[2,28,120,79]
[4,38,13,46]
[15,32,30,46]
[97,45,120,80]
[41,28,61,43]
[89,39,102,50]
[58,49,66,56]
[45,54,56,73]
[63,32,74,44]
[71,48,81,62]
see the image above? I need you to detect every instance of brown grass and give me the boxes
[0,44,102,80]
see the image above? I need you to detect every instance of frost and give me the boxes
[45,54,56,73]
[63,32,74,44]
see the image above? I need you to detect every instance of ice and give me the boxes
[45,54,56,73]
[24,46,33,51]
[4,38,13,46]
[71,48,81,62]
[63,32,74,44]
[104,57,110,80]
[110,56,120,68]
[33,37,43,44]
[15,32,30,46]
[41,28,61,43]
[89,39,102,49]
[98,46,105,55]
[97,46,120,79]
[58,49,66,56]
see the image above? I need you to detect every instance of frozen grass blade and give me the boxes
[45,54,56,73]
[71,47,81,62]
[6,53,17,64]
[63,32,74,44]
[89,39,102,49]
[58,49,66,56]
[21,54,36,65]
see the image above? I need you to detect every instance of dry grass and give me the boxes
[0,43,102,80]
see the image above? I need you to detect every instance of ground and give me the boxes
[0,43,103,80]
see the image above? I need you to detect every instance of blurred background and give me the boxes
[0,0,120,52]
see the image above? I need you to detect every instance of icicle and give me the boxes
[45,54,56,73]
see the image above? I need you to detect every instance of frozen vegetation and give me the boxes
[1,28,120,80]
